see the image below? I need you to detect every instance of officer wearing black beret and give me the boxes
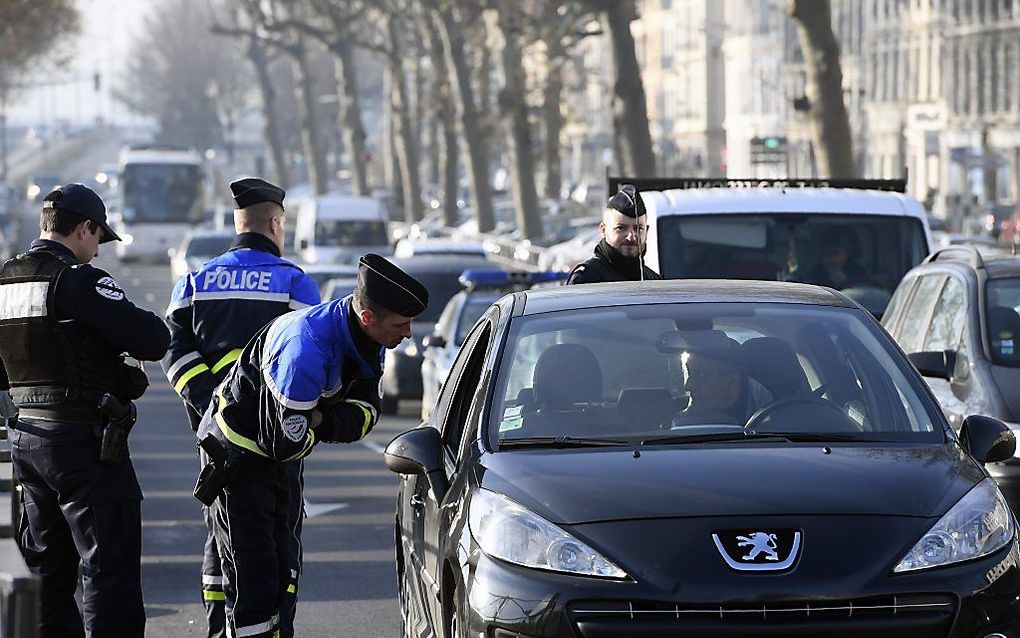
[567,183,661,284]
[163,177,319,638]
[0,183,170,637]
[195,253,426,638]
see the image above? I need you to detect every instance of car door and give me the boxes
[409,318,493,627]
[919,274,971,427]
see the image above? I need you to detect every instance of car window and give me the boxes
[435,294,461,340]
[923,277,966,352]
[441,322,492,458]
[985,278,1020,366]
[881,276,916,336]
[455,295,500,346]
[433,323,485,430]
[896,275,945,354]
[489,303,943,446]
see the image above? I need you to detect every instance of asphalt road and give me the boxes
[114,262,413,637]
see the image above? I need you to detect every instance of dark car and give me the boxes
[386,280,1020,638]
[380,254,497,414]
[882,245,1020,457]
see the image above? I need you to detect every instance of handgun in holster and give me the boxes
[194,434,242,506]
[98,393,136,465]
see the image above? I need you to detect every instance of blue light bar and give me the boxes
[458,270,568,289]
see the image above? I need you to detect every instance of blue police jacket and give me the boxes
[198,296,384,462]
[162,233,320,429]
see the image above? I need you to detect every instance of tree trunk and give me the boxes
[386,15,424,222]
[788,0,855,178]
[430,3,495,234]
[601,0,656,176]
[542,47,565,200]
[491,4,542,240]
[291,40,328,195]
[420,8,461,227]
[246,35,288,188]
[331,41,370,196]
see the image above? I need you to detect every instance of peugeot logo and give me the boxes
[712,529,802,572]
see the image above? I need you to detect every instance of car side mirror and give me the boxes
[385,426,448,500]
[423,333,446,349]
[908,350,956,380]
[960,415,1016,463]
[299,239,309,250]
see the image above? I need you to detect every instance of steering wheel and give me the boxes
[743,396,857,433]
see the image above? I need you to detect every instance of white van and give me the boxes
[293,194,390,265]
[632,178,933,317]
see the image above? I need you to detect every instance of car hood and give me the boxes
[476,443,984,524]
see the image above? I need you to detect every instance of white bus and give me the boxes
[112,147,205,261]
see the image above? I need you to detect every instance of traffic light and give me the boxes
[764,137,781,150]
[93,73,101,92]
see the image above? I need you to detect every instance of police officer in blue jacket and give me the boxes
[0,184,170,638]
[196,254,427,638]
[163,178,319,638]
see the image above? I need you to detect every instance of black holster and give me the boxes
[98,393,136,465]
[194,434,242,506]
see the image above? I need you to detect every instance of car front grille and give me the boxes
[567,594,956,638]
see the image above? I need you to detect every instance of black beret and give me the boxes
[606,183,646,219]
[230,177,285,209]
[43,183,121,243]
[358,254,428,317]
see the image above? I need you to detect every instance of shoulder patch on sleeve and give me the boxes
[283,414,308,442]
[95,276,125,301]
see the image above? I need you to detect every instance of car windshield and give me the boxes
[656,214,929,315]
[315,220,387,247]
[455,294,501,345]
[986,278,1020,366]
[121,163,203,223]
[413,272,470,323]
[489,303,944,447]
[186,235,232,257]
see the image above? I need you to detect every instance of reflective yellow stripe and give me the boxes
[356,404,372,440]
[174,363,210,394]
[203,590,225,601]
[211,349,242,374]
[215,395,269,458]
[286,584,296,594]
[283,429,315,461]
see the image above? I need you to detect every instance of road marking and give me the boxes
[362,440,386,455]
[303,499,349,517]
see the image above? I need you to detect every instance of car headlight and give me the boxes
[468,489,628,579]
[894,478,1014,573]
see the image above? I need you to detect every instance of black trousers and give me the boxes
[209,458,292,638]
[202,457,303,638]
[10,418,144,638]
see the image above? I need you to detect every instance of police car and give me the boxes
[631,177,933,317]
[419,270,567,420]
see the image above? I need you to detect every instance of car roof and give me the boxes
[390,254,492,273]
[646,188,925,218]
[519,280,855,316]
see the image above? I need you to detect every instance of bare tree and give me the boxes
[788,0,855,178]
[0,0,80,90]
[487,2,542,239]
[423,0,496,234]
[119,0,248,150]
[581,0,656,176]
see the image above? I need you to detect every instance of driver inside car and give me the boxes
[669,331,772,428]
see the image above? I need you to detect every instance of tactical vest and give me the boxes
[0,250,125,409]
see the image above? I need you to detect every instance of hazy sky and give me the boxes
[7,0,153,127]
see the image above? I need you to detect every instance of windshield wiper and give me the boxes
[641,431,865,446]
[499,436,631,449]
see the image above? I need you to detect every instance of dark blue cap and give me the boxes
[607,183,646,219]
[358,254,428,317]
[43,183,120,243]
[230,177,285,210]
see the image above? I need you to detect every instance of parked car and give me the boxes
[380,254,495,414]
[387,279,1019,638]
[168,229,234,282]
[299,264,359,298]
[393,238,488,260]
[882,245,1020,456]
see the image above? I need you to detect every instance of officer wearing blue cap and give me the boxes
[0,183,170,637]
[195,253,427,638]
[163,177,318,638]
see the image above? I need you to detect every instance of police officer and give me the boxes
[163,178,319,638]
[196,254,427,638]
[567,184,661,284]
[0,183,170,637]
